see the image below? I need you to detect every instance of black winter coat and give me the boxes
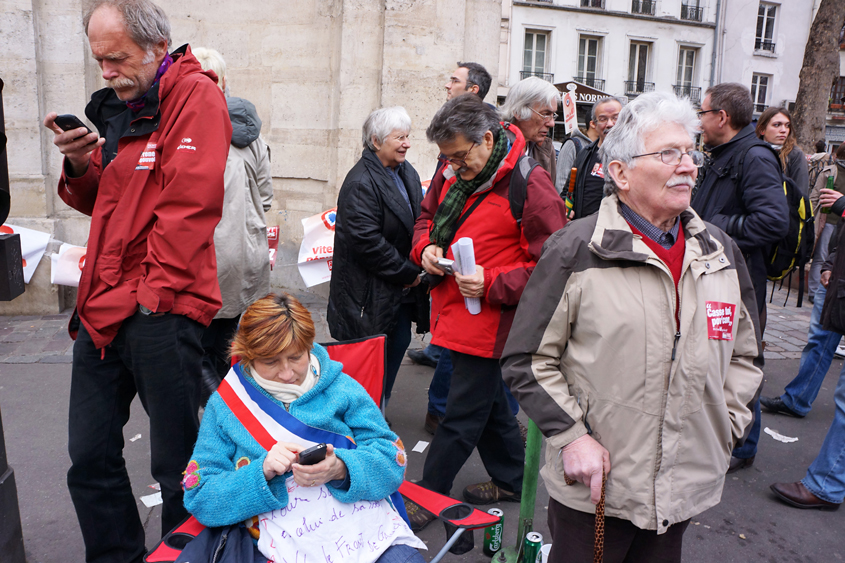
[691,124,789,316]
[327,149,430,341]
[822,221,845,333]
[571,139,602,219]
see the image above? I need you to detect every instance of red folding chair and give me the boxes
[145,335,498,562]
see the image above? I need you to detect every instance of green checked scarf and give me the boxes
[430,125,509,250]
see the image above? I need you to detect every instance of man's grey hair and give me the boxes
[599,91,699,196]
[499,77,560,123]
[83,0,172,54]
[427,95,500,146]
[362,106,412,151]
[590,97,625,124]
[705,82,753,130]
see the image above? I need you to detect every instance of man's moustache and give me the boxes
[668,176,695,188]
[107,77,136,89]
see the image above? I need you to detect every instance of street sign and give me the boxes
[555,80,611,104]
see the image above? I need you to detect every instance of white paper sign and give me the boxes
[297,208,336,287]
[256,477,425,563]
[50,243,87,287]
[0,224,51,283]
[562,91,577,135]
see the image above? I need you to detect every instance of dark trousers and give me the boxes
[548,498,690,563]
[384,303,414,407]
[200,315,240,405]
[67,312,205,563]
[419,351,524,494]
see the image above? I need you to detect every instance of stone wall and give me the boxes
[0,0,502,313]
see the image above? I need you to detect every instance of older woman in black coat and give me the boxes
[327,106,429,411]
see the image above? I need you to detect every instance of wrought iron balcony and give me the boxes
[755,39,776,52]
[632,0,656,15]
[753,103,769,113]
[673,85,701,104]
[680,4,704,21]
[573,76,605,90]
[624,80,655,97]
[581,0,605,8]
[520,71,554,82]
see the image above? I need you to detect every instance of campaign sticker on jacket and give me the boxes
[706,301,735,340]
[135,142,156,170]
[590,162,604,178]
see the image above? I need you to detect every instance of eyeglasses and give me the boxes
[531,107,558,122]
[631,148,705,167]
[697,108,721,117]
[438,143,477,168]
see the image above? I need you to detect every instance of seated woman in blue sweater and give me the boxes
[183,293,425,563]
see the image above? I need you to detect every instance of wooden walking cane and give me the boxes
[563,469,606,563]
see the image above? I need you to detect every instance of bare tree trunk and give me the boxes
[793,0,845,152]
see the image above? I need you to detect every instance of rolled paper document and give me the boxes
[451,237,481,315]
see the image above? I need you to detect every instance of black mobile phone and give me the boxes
[54,114,93,139]
[298,443,327,466]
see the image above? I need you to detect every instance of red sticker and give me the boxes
[706,301,735,340]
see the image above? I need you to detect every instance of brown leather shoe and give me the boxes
[404,498,437,531]
[770,482,840,511]
[463,481,521,505]
[727,455,754,474]
[424,412,443,435]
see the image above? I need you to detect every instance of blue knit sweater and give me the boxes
[183,343,407,527]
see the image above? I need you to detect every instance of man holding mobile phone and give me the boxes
[42,1,230,562]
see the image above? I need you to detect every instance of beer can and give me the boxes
[483,508,504,556]
[523,531,543,563]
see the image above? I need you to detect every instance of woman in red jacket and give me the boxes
[405,95,567,529]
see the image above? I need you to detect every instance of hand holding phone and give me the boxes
[43,112,104,177]
[298,443,327,466]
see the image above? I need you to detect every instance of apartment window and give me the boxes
[830,77,845,109]
[751,73,770,113]
[626,42,653,97]
[674,47,701,103]
[523,31,549,79]
[576,36,603,89]
[631,0,656,16]
[756,3,777,52]
[680,0,703,22]
[581,0,606,8]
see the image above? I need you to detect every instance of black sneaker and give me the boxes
[408,349,437,368]
[760,396,804,418]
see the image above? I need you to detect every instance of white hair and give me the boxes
[362,106,412,150]
[600,91,699,196]
[192,47,228,94]
[499,77,560,122]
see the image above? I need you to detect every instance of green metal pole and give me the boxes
[492,419,543,563]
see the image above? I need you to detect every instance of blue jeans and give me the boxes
[384,303,414,408]
[802,363,845,504]
[422,343,443,363]
[427,349,520,417]
[782,285,842,416]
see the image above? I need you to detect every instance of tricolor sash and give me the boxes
[216,366,425,563]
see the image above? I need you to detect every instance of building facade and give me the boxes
[0,0,502,314]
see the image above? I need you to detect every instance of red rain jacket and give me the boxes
[59,45,231,349]
[411,123,568,358]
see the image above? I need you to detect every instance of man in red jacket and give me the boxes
[404,95,567,529]
[42,1,230,561]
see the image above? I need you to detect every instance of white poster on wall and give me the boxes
[0,224,51,283]
[297,208,336,287]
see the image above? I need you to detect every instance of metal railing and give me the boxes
[520,71,554,82]
[755,39,776,52]
[573,76,605,90]
[753,103,769,113]
[680,4,704,21]
[624,80,655,97]
[673,85,702,104]
[632,0,656,15]
[581,0,605,8]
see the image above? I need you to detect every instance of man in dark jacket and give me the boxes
[691,82,789,473]
[42,1,230,561]
[570,97,623,219]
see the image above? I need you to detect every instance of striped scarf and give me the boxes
[430,125,508,250]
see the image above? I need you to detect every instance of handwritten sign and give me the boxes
[705,301,735,341]
[256,477,425,563]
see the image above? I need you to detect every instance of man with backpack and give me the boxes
[555,125,592,197]
[691,82,789,473]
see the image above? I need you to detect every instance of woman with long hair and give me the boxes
[756,107,809,194]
